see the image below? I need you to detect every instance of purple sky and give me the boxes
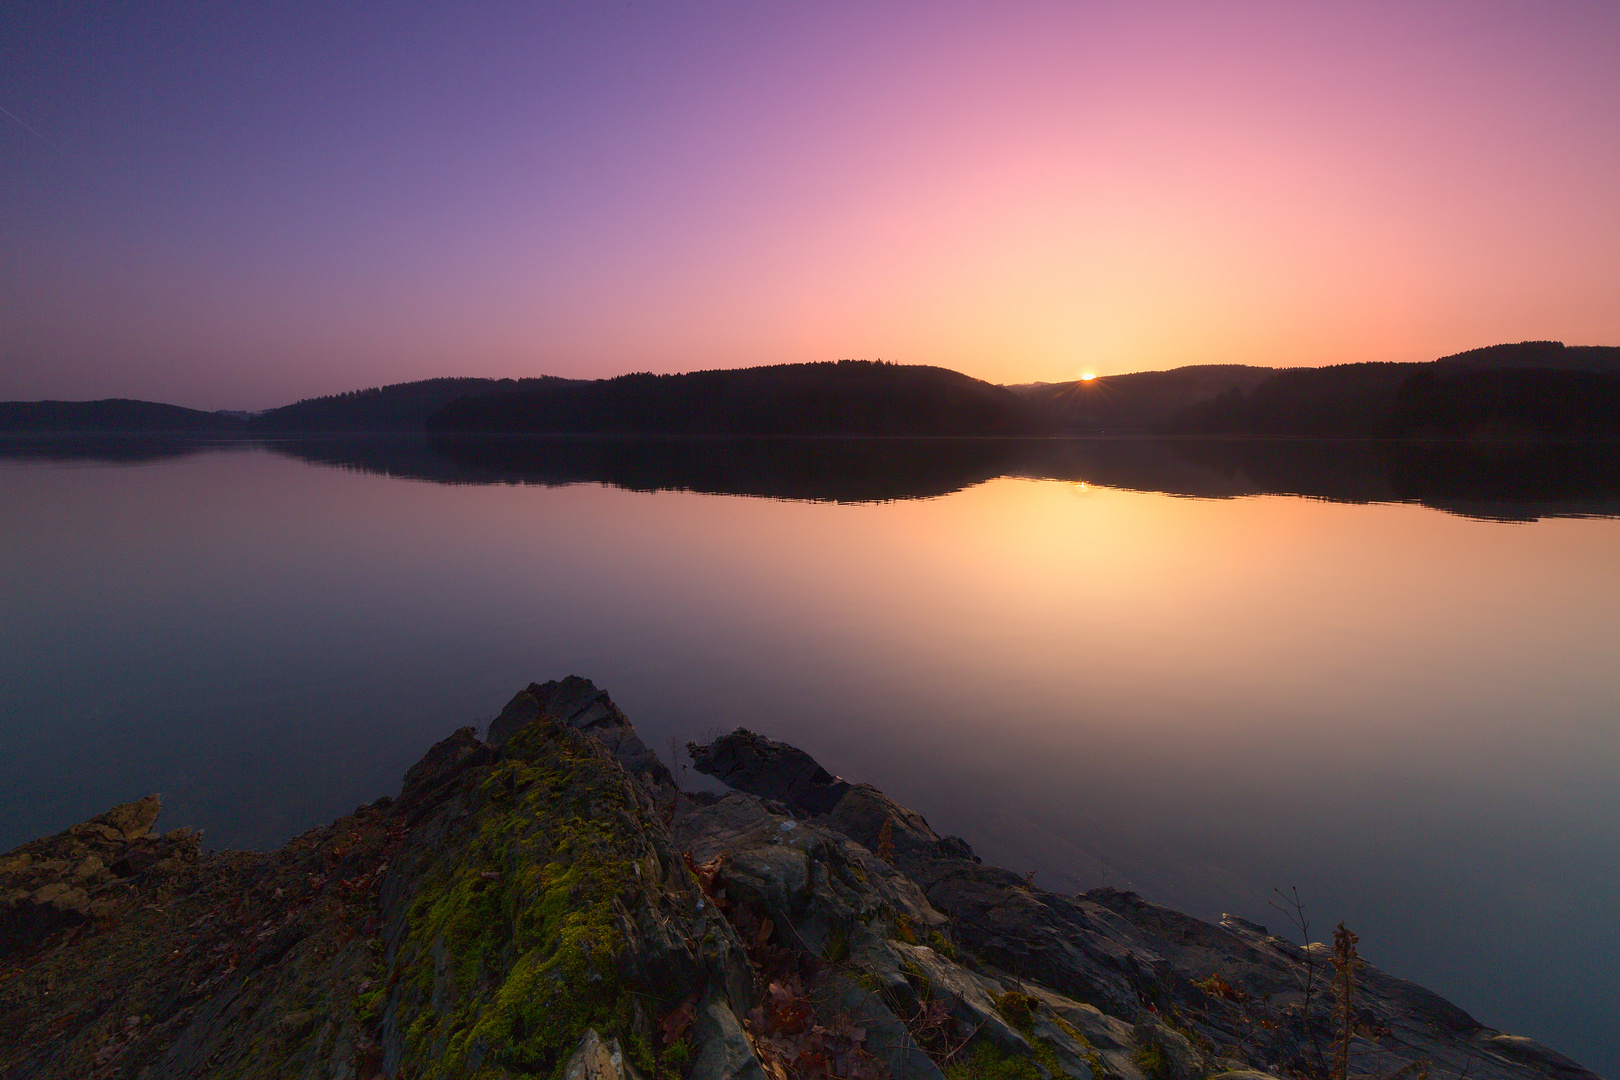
[3,2,1618,410]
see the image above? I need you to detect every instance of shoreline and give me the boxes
[1,678,1601,1080]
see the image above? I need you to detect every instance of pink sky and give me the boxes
[2,2,1617,408]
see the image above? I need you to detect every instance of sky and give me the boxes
[2,2,1618,410]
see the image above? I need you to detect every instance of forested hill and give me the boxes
[426,361,1047,436]
[1165,361,1620,437]
[1437,340,1620,372]
[0,399,245,433]
[8,343,1615,436]
[1011,364,1273,431]
[250,376,582,432]
[1023,342,1620,437]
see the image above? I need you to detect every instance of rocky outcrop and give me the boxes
[684,728,1604,1080]
[0,794,199,960]
[0,681,1600,1080]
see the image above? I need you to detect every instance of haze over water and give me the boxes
[2,442,1615,1072]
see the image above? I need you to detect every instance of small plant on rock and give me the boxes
[995,990,1038,1032]
[1330,922,1361,1080]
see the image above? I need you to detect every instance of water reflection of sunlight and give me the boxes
[2,454,1618,1072]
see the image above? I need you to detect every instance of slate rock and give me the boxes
[1484,1034,1593,1077]
[690,994,769,1080]
[0,684,1603,1080]
[396,726,494,812]
[687,732,978,864]
[687,728,851,814]
[0,795,200,959]
[493,677,677,800]
[820,968,947,1080]
[562,1028,643,1080]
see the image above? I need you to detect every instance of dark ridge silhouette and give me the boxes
[1166,362,1620,438]
[0,399,246,433]
[1014,364,1275,431]
[244,434,1620,521]
[1395,367,1620,437]
[250,376,583,432]
[10,342,1614,438]
[1023,342,1620,436]
[425,361,1047,436]
[1163,362,1426,435]
[1437,340,1620,373]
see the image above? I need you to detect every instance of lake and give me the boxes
[1,435,1616,1074]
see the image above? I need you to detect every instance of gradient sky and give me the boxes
[3,2,1618,410]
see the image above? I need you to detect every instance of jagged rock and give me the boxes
[396,725,495,813]
[0,794,200,960]
[893,940,1030,1051]
[101,793,161,839]
[688,728,978,864]
[486,685,541,746]
[819,968,947,1080]
[686,728,1605,1080]
[1483,1034,1593,1077]
[673,791,950,959]
[686,727,851,814]
[563,1027,644,1080]
[1132,1015,1209,1080]
[492,677,678,812]
[690,994,769,1080]
[0,682,1601,1080]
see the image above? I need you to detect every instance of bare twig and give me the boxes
[1271,886,1328,1077]
[1331,922,1361,1080]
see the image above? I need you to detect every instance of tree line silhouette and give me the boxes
[424,361,1045,437]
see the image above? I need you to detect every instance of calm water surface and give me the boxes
[2,439,1616,1073]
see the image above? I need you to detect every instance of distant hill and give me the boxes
[250,376,583,432]
[1163,362,1425,436]
[6,342,1613,437]
[1015,365,1274,431]
[1020,342,1620,434]
[1394,366,1620,438]
[1165,353,1620,438]
[426,361,1047,437]
[0,399,246,433]
[1437,340,1620,373]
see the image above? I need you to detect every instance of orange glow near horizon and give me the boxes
[1,4,1617,408]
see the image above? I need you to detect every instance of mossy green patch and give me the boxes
[1050,1015,1084,1044]
[942,1027,1092,1080]
[997,989,1038,1031]
[944,1040,1046,1080]
[1049,1014,1107,1074]
[388,722,657,1079]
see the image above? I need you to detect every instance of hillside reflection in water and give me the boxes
[1,436,1616,1071]
[281,434,1620,521]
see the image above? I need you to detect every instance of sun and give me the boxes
[1080,373,1097,382]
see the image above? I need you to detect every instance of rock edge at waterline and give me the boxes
[0,677,1600,1080]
